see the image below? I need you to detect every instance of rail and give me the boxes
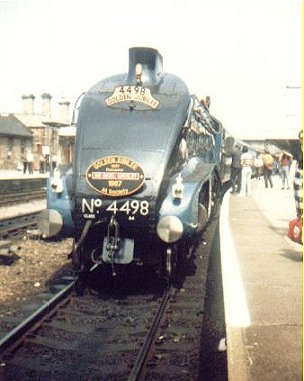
[0,212,41,240]
[128,287,172,380]
[0,281,75,357]
[0,190,46,207]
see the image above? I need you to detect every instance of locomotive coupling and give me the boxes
[106,215,120,252]
[101,214,134,271]
[104,215,121,276]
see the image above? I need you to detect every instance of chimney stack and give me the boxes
[58,96,70,125]
[41,93,52,117]
[22,94,35,114]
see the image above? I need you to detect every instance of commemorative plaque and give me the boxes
[86,155,145,197]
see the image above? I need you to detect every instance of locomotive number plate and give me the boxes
[81,198,150,220]
[86,155,145,197]
[105,85,159,109]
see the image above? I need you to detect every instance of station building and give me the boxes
[0,114,33,169]
[0,93,75,171]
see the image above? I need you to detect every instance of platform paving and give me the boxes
[0,169,48,179]
[220,175,302,381]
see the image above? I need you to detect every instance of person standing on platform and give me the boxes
[254,154,263,180]
[262,150,274,188]
[26,149,34,174]
[200,96,211,109]
[280,153,291,190]
[293,131,303,219]
[39,153,45,173]
[21,151,28,174]
[230,144,242,194]
[52,154,57,171]
[239,146,253,196]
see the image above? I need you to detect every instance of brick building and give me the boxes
[0,114,33,169]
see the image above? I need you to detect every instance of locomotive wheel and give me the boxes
[200,173,221,223]
[161,246,177,286]
[198,180,212,230]
[163,242,189,288]
[79,244,93,271]
[165,247,177,280]
[210,173,222,218]
[71,239,81,270]
[73,241,96,294]
[74,278,86,296]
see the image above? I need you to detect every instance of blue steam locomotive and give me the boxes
[38,47,234,286]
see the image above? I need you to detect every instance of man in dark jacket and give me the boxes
[230,144,242,193]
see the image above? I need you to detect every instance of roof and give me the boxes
[0,114,32,137]
[58,125,76,137]
[15,113,52,128]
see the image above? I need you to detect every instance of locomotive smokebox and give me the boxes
[127,47,163,87]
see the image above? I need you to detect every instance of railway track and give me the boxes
[0,220,219,380]
[0,190,45,208]
[0,282,172,380]
[0,213,40,241]
[0,281,201,380]
[0,177,47,208]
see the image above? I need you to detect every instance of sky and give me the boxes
[0,0,302,139]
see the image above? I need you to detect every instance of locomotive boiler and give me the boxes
[39,47,228,286]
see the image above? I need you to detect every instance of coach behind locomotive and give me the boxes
[39,47,227,285]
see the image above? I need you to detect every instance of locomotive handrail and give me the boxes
[71,91,86,126]
[183,95,195,130]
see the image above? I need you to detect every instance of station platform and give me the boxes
[0,169,47,220]
[0,199,46,220]
[220,175,302,380]
[0,169,48,180]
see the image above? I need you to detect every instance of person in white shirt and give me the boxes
[254,155,263,180]
[239,146,253,196]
